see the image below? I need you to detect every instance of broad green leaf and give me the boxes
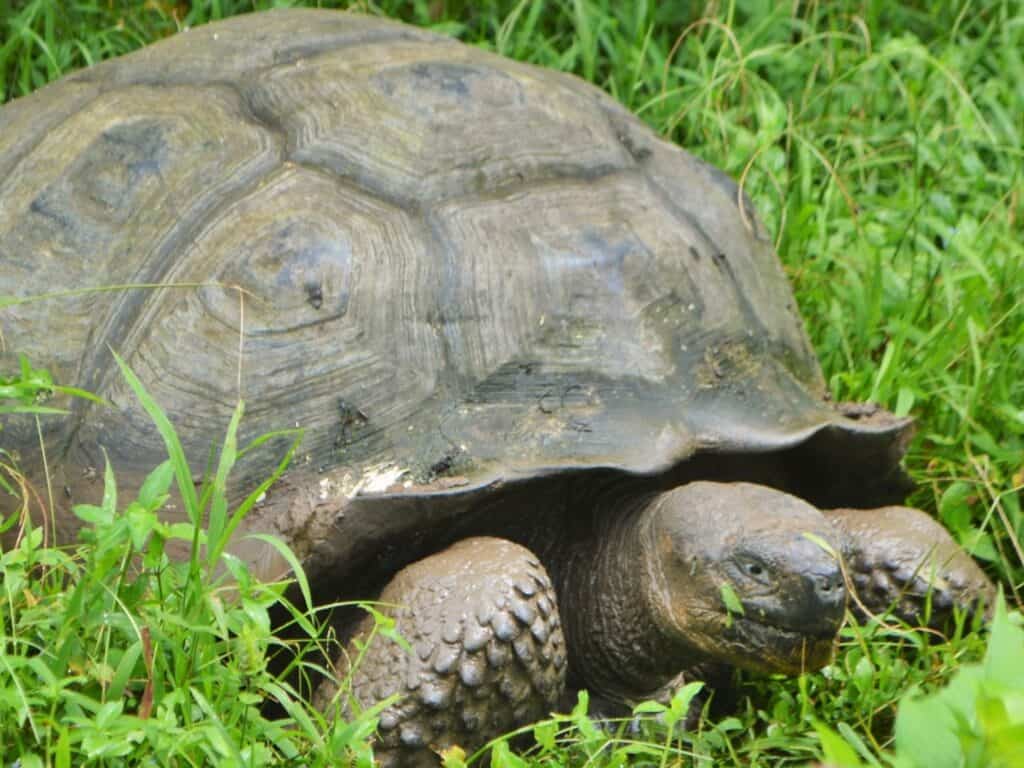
[665,681,704,729]
[633,700,668,715]
[939,482,974,533]
[984,593,1024,688]
[490,740,528,768]
[137,460,174,510]
[813,720,865,767]
[894,690,963,768]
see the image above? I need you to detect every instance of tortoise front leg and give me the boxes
[314,537,566,767]
[824,506,995,627]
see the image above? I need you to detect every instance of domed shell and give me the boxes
[0,10,909,581]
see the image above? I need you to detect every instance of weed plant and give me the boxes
[1,356,389,765]
[1,0,1022,765]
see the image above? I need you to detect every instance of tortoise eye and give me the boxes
[738,557,770,584]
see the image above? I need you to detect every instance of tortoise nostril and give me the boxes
[814,572,845,602]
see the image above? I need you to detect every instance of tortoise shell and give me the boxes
[0,10,909,583]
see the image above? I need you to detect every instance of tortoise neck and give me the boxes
[555,485,706,704]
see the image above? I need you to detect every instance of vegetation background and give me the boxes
[1,0,1022,765]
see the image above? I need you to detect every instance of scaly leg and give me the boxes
[825,506,995,626]
[315,537,566,767]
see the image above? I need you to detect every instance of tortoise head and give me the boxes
[646,481,846,674]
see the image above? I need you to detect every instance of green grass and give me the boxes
[2,0,1023,765]
[0,364,377,766]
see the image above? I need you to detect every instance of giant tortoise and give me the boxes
[0,9,994,765]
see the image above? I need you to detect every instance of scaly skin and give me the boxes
[556,482,848,705]
[826,506,996,625]
[317,483,995,764]
[315,537,565,767]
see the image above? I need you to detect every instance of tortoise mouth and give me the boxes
[722,614,838,674]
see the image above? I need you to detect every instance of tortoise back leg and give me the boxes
[314,537,566,767]
[825,506,995,626]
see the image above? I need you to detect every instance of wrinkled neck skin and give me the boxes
[553,485,701,704]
